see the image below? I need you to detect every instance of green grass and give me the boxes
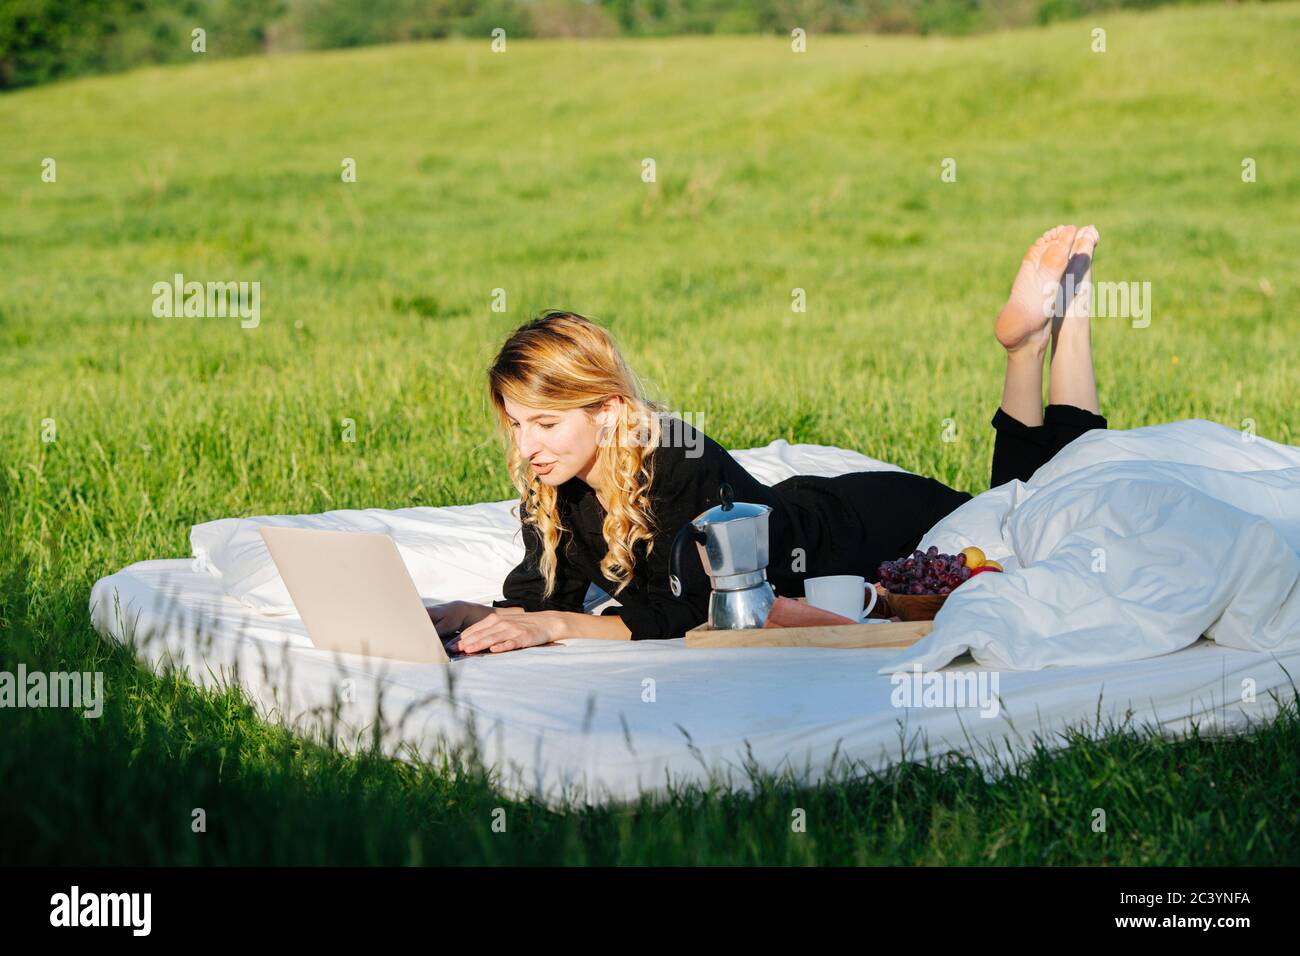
[2,4,1298,864]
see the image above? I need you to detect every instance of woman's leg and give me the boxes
[988,225,1108,487]
[1047,225,1102,414]
[999,347,1046,427]
[994,225,1081,425]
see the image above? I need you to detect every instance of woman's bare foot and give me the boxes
[995,224,1078,353]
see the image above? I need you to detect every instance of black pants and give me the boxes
[989,404,1108,488]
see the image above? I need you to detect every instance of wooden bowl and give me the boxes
[880,590,948,622]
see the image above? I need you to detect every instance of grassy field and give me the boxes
[2,4,1298,864]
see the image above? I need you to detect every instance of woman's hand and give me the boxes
[426,600,524,639]
[454,609,564,655]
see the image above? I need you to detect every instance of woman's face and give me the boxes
[502,397,618,488]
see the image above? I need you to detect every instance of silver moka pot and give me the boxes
[669,482,776,630]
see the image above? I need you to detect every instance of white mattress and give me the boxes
[90,558,1300,807]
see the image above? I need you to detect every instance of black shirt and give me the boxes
[491,417,973,640]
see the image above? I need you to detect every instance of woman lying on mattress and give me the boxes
[428,224,1106,654]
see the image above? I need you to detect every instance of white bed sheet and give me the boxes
[90,559,1300,808]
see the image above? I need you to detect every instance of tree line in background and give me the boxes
[1,0,1226,89]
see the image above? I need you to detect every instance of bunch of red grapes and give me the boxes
[877,546,971,596]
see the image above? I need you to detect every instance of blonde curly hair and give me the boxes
[488,310,671,601]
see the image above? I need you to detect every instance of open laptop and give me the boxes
[259,526,456,664]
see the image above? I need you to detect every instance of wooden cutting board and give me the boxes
[685,616,932,650]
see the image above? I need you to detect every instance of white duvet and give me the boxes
[882,419,1300,673]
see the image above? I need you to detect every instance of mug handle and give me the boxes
[860,582,879,621]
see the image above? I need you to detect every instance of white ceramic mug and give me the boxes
[804,574,879,623]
